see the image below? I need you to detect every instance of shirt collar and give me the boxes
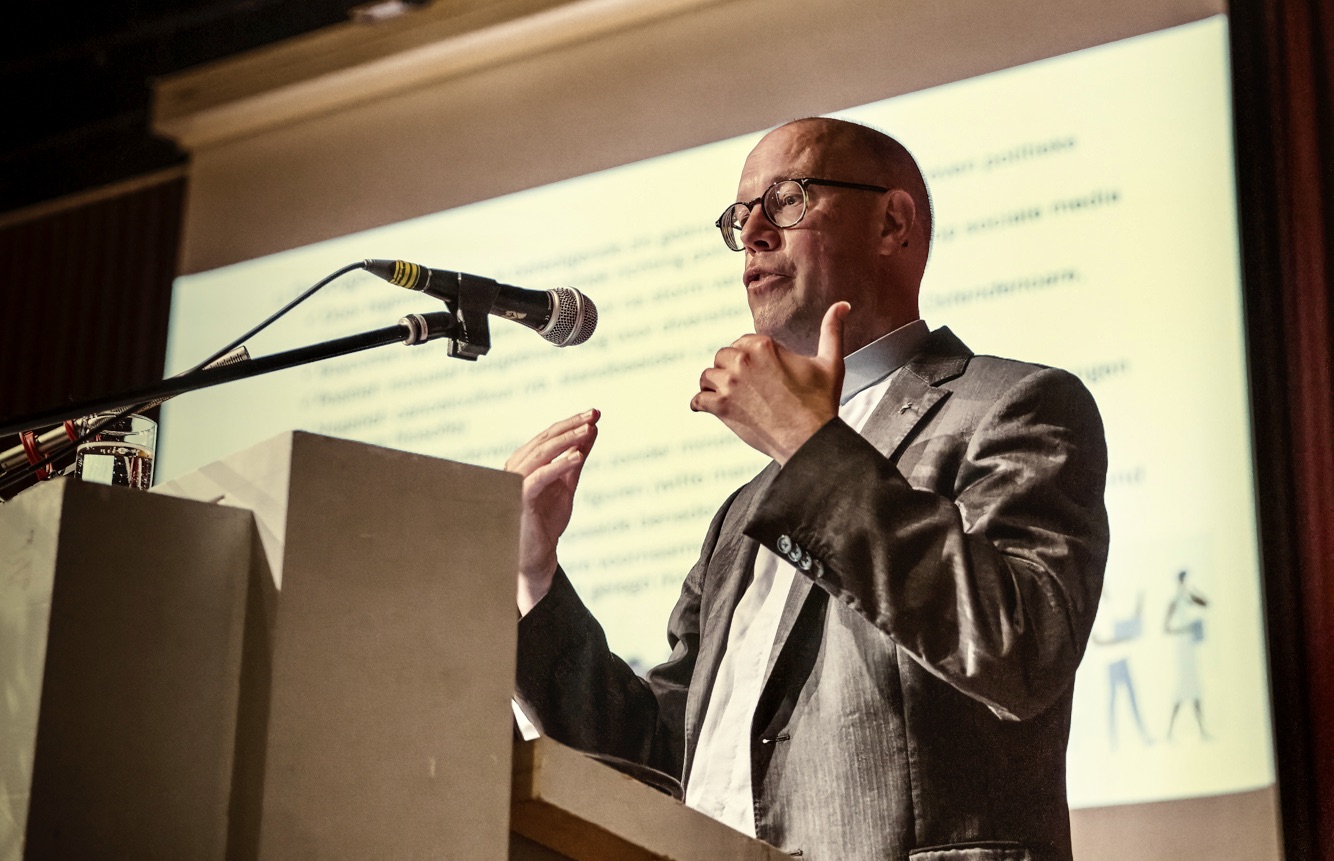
[840,318,930,404]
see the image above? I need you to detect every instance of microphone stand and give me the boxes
[0,312,459,439]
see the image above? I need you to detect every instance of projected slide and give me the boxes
[161,17,1271,809]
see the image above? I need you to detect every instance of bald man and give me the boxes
[507,118,1108,861]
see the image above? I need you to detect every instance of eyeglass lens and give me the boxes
[720,180,807,251]
[764,180,808,228]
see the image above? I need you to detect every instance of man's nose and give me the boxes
[740,205,780,252]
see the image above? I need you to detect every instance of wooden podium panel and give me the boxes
[510,739,791,861]
[0,479,253,860]
[156,431,523,860]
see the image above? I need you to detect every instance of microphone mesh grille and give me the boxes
[542,288,598,347]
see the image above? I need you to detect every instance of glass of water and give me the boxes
[75,412,157,490]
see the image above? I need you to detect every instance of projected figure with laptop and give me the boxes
[506,118,1109,861]
[1090,590,1156,749]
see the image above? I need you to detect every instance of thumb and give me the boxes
[817,301,850,364]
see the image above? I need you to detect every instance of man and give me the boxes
[506,117,1108,861]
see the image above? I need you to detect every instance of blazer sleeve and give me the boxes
[513,487,742,775]
[744,365,1109,721]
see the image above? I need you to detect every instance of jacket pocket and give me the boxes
[908,841,1035,861]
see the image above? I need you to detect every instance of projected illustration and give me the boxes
[1091,591,1157,750]
[1166,569,1212,742]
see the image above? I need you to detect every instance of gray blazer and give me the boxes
[516,327,1109,861]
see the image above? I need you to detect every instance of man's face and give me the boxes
[735,124,888,356]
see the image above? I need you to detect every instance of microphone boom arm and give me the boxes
[0,312,458,438]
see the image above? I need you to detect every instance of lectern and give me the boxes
[1,433,784,861]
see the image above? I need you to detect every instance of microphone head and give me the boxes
[540,287,598,347]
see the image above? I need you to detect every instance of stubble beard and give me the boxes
[750,293,823,357]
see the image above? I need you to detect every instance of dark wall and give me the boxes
[0,176,184,419]
[1230,0,1334,857]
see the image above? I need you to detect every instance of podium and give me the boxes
[0,433,785,861]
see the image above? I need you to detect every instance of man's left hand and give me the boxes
[691,301,850,464]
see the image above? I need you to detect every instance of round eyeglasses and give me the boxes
[714,177,890,252]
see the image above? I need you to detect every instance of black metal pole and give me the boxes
[0,322,419,437]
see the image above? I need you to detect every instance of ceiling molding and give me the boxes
[152,0,736,150]
[0,166,188,230]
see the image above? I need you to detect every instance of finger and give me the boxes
[712,344,742,369]
[509,418,575,469]
[698,366,723,394]
[817,301,850,364]
[507,417,598,474]
[691,390,720,415]
[525,423,597,474]
[554,428,599,491]
[559,443,593,490]
[522,447,584,500]
[509,409,599,466]
[730,333,768,351]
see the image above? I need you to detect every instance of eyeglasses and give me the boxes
[714,177,890,252]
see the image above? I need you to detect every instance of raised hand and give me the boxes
[691,302,849,464]
[504,409,600,614]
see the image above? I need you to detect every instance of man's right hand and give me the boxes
[504,409,600,615]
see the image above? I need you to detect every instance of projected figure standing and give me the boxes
[1091,591,1155,748]
[1165,569,1210,740]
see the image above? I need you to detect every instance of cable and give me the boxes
[0,261,371,499]
[184,260,368,374]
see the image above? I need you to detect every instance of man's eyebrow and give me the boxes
[734,176,786,202]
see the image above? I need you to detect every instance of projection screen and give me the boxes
[158,11,1280,858]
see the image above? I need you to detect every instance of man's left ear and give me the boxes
[882,190,916,251]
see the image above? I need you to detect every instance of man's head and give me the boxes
[728,117,931,356]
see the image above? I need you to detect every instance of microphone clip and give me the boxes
[443,271,502,362]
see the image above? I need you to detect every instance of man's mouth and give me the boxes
[744,268,791,289]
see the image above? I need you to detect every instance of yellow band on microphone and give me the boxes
[392,260,422,290]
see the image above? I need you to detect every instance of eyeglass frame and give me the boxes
[714,177,891,252]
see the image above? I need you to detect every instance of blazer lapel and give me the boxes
[860,371,950,460]
[763,567,814,682]
[859,325,970,459]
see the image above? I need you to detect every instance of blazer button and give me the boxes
[812,560,824,578]
[799,552,812,571]
[777,534,793,555]
[787,545,803,563]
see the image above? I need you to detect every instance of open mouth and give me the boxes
[744,269,791,288]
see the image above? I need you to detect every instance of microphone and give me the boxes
[363,259,597,347]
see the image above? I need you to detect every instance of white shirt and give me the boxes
[684,319,929,834]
